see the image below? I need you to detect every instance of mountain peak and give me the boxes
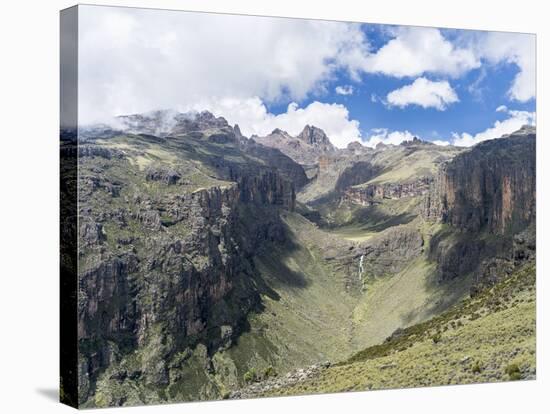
[297,125,333,149]
[270,128,290,136]
[401,136,433,147]
[505,125,536,138]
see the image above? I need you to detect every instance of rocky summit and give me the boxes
[252,125,336,166]
[68,112,536,407]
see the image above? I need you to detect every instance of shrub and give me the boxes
[263,365,277,379]
[472,361,482,374]
[505,363,522,380]
[469,312,481,321]
[431,333,442,344]
[243,368,257,383]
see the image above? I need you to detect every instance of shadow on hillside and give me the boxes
[355,210,417,233]
[400,225,514,328]
[253,224,310,291]
[319,202,417,235]
[237,205,310,293]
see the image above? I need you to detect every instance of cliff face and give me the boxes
[343,177,432,206]
[296,125,335,152]
[76,128,298,405]
[423,127,536,282]
[239,139,309,190]
[424,127,536,234]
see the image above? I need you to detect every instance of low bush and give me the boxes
[505,363,522,380]
[243,368,257,383]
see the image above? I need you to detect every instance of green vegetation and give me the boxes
[472,360,483,374]
[243,368,257,383]
[254,263,535,397]
[505,363,522,380]
[359,146,462,186]
[242,366,276,383]
[321,196,421,241]
[77,124,535,406]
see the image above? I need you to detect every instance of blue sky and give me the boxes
[264,24,536,145]
[79,6,536,148]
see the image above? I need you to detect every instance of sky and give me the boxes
[78,5,536,148]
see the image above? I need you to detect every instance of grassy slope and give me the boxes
[351,256,472,349]
[357,145,462,186]
[324,196,421,242]
[209,212,359,389]
[258,263,535,397]
[213,210,473,393]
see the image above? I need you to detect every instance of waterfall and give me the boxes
[358,254,365,281]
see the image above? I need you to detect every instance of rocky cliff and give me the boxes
[343,177,433,206]
[253,125,336,165]
[423,126,536,282]
[423,126,536,234]
[76,124,301,405]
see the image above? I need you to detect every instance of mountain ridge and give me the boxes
[69,109,536,407]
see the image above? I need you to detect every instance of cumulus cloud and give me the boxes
[386,77,459,110]
[451,109,535,147]
[496,105,508,112]
[78,5,370,124]
[360,27,480,78]
[335,85,354,95]
[362,128,416,148]
[432,140,450,146]
[476,32,536,102]
[362,28,534,103]
[187,97,361,149]
[77,6,536,148]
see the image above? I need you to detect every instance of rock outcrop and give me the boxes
[253,125,336,165]
[240,139,309,190]
[76,128,299,404]
[423,126,536,234]
[343,177,432,206]
[296,125,335,152]
[424,126,536,281]
[358,226,425,276]
[229,361,332,400]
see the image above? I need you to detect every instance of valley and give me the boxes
[71,110,536,407]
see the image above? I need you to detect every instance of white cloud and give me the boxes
[78,5,370,124]
[188,97,361,149]
[362,128,416,148]
[475,32,536,102]
[451,109,535,147]
[335,85,354,95]
[432,140,450,146]
[386,77,459,110]
[496,105,508,112]
[363,28,535,103]
[360,27,480,78]
[77,5,536,149]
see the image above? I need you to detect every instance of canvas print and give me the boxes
[60,4,536,408]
